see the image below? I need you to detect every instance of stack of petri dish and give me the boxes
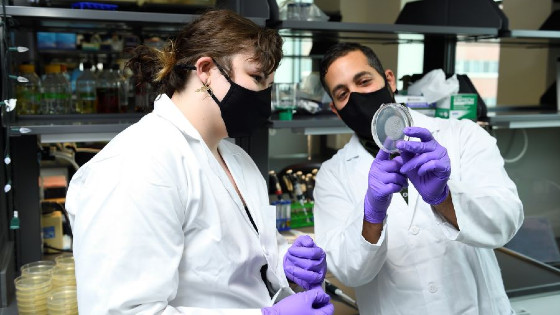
[16,255,78,314]
[14,274,52,315]
[47,286,78,315]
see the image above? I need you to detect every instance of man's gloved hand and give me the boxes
[364,149,407,223]
[397,126,451,205]
[284,235,326,290]
[261,288,334,315]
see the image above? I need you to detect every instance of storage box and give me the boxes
[55,33,77,50]
[435,94,477,120]
[41,211,63,254]
[395,94,436,117]
[37,32,57,50]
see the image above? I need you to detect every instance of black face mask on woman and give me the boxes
[201,60,272,138]
[336,85,395,141]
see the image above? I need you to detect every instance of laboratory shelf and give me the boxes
[279,20,499,37]
[4,6,266,29]
[270,113,351,135]
[9,113,144,143]
[503,29,560,40]
[5,6,198,24]
[487,109,560,129]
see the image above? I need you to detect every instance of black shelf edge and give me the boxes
[487,108,560,129]
[5,6,266,26]
[505,29,560,39]
[279,20,499,37]
[6,6,198,24]
[8,113,145,140]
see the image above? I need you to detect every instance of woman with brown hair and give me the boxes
[65,9,333,315]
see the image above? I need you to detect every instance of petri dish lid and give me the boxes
[371,103,413,153]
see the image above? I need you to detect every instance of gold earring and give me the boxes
[196,82,211,93]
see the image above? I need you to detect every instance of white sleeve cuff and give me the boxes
[359,217,388,249]
[431,207,460,240]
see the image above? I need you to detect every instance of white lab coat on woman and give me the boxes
[314,110,523,315]
[66,94,292,314]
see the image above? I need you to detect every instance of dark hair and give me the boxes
[319,42,386,97]
[126,9,283,97]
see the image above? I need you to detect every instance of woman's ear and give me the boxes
[194,57,214,85]
[384,69,397,93]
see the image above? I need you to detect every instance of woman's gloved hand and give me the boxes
[283,235,327,290]
[261,288,334,315]
[364,149,407,223]
[397,126,451,205]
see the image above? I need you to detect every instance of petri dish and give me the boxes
[371,103,413,153]
[20,260,55,273]
[55,253,75,269]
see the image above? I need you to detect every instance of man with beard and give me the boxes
[312,42,523,314]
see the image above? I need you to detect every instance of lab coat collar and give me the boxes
[152,94,204,142]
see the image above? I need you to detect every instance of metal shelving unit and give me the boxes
[271,114,350,135]
[280,20,499,37]
[6,5,560,137]
[487,110,560,129]
[9,114,144,143]
[5,6,199,24]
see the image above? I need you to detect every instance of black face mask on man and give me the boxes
[336,85,395,141]
[204,60,272,138]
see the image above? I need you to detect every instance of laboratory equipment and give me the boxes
[324,279,358,310]
[268,170,283,200]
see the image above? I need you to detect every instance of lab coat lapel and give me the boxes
[344,136,371,205]
[215,142,263,234]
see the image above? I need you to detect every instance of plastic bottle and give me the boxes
[42,64,68,114]
[75,62,97,114]
[59,64,72,113]
[70,66,82,94]
[111,64,129,113]
[15,64,42,115]
[96,64,119,113]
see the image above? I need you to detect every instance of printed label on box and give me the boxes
[435,94,477,120]
[43,226,55,239]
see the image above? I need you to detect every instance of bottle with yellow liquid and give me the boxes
[15,64,42,115]
[75,62,97,114]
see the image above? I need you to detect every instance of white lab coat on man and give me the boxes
[314,110,523,314]
[66,94,292,314]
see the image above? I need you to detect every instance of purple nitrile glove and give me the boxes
[261,288,334,315]
[364,149,407,224]
[283,235,327,290]
[397,126,451,205]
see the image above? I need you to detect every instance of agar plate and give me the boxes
[371,103,413,153]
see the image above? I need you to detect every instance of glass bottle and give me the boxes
[96,64,119,113]
[15,64,42,115]
[76,62,97,114]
